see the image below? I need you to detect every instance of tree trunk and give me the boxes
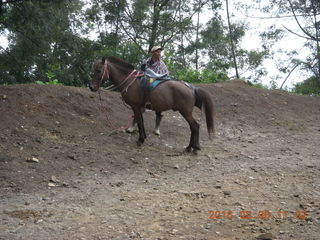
[149,0,170,51]
[311,0,320,80]
[226,0,239,79]
[149,0,161,51]
[195,1,201,71]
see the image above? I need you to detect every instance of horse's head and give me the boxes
[89,57,107,92]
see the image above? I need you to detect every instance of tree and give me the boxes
[251,0,320,91]
[0,0,94,86]
[1,0,261,86]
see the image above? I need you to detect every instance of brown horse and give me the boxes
[89,56,215,153]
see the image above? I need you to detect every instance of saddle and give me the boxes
[137,69,196,108]
[138,68,172,92]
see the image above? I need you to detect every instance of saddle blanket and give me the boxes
[139,75,193,92]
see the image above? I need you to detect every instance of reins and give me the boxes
[97,59,139,131]
[102,60,140,94]
[98,89,134,132]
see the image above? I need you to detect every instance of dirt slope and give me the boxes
[0,80,319,240]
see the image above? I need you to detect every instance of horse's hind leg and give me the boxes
[183,114,200,153]
[153,112,163,136]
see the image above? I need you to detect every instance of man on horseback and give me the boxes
[89,55,215,152]
[141,46,169,75]
[126,45,169,134]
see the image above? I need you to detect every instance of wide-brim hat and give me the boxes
[150,46,163,53]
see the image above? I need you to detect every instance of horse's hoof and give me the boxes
[184,147,192,153]
[153,129,160,136]
[126,125,138,133]
[136,139,144,146]
[194,146,201,151]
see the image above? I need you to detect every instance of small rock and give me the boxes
[130,158,139,164]
[48,182,58,187]
[299,203,307,210]
[67,155,76,160]
[26,157,39,163]
[173,164,179,169]
[306,164,314,168]
[250,166,258,172]
[257,232,273,240]
[50,176,60,183]
[305,217,313,222]
[34,219,43,224]
[2,95,7,100]
[223,191,231,196]
[172,229,178,234]
[115,181,124,187]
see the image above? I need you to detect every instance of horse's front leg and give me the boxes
[133,107,146,146]
[126,114,138,133]
[153,112,163,136]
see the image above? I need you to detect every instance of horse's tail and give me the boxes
[194,87,215,138]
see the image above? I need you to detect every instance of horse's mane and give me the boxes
[107,56,135,71]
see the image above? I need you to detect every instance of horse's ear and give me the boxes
[101,57,105,64]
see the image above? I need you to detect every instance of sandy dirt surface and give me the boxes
[0,80,319,240]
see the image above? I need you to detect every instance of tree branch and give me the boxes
[240,11,319,20]
[288,0,319,41]
[280,62,300,89]
[281,24,315,41]
[119,20,145,55]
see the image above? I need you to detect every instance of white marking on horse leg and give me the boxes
[153,127,160,136]
[126,122,138,133]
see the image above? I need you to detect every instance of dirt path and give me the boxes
[1,81,319,240]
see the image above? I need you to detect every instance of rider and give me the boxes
[126,45,169,133]
[141,46,169,75]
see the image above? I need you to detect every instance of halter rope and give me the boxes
[97,59,139,131]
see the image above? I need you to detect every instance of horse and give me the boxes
[89,56,215,153]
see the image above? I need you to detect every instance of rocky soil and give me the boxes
[0,80,319,240]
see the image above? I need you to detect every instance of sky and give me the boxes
[222,0,312,89]
[0,0,312,89]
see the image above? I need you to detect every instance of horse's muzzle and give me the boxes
[88,83,98,92]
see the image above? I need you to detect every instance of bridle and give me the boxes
[98,60,140,94]
[100,60,110,83]
[95,60,109,88]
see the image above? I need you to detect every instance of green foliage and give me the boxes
[0,0,285,88]
[174,68,228,84]
[293,76,320,95]
[251,82,266,89]
[35,79,62,85]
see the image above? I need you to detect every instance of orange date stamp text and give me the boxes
[208,210,308,220]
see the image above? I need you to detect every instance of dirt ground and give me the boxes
[0,80,319,240]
